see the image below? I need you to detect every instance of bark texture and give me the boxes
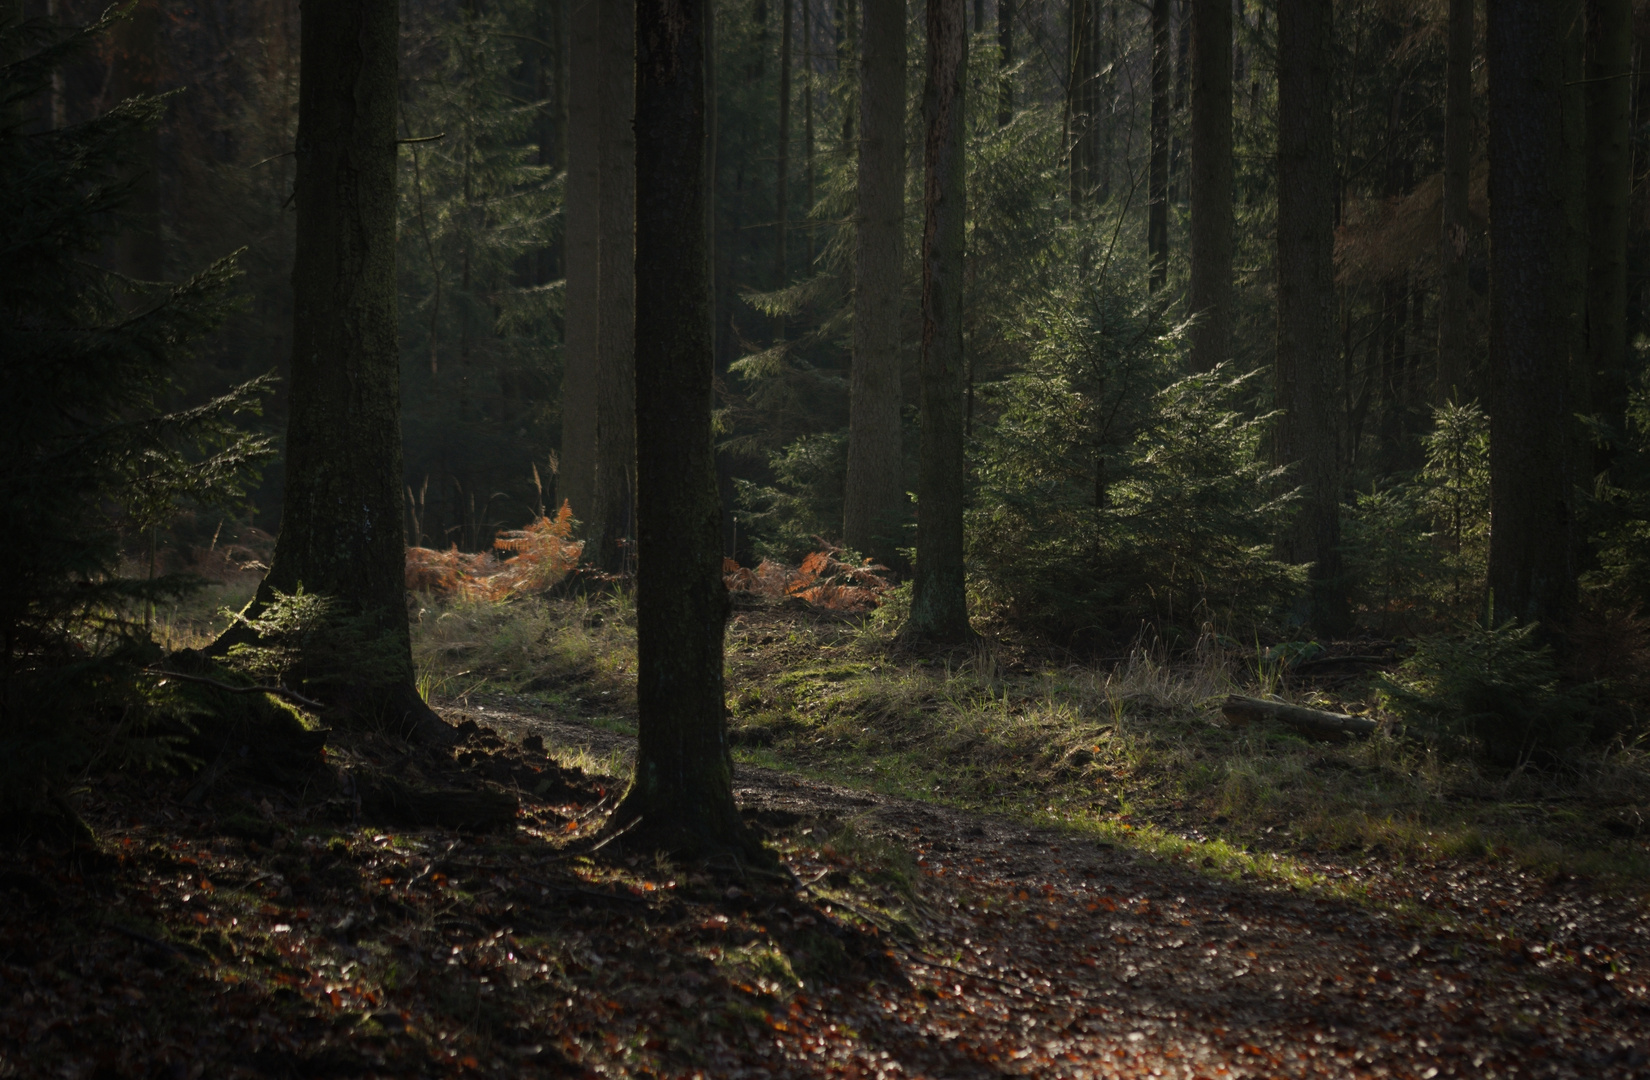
[1586,0,1631,462]
[255,0,450,743]
[775,0,793,341]
[842,0,907,567]
[559,0,601,530]
[1187,0,1232,373]
[1067,0,1102,209]
[1147,0,1171,291]
[1274,0,1346,634]
[593,0,637,573]
[1435,0,1473,403]
[620,0,754,858]
[997,0,1012,127]
[109,0,163,283]
[903,0,972,644]
[1485,0,1580,628]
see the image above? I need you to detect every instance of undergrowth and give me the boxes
[409,593,1650,891]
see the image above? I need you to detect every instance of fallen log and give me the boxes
[1220,694,1378,741]
[362,777,519,832]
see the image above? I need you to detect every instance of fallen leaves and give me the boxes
[4,713,1650,1079]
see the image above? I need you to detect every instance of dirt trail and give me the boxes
[467,692,1650,1078]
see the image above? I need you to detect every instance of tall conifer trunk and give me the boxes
[245,0,451,744]
[1435,0,1472,403]
[560,0,601,532]
[1485,0,1580,629]
[1187,0,1231,373]
[1147,0,1171,291]
[902,0,972,644]
[109,0,162,284]
[997,0,1012,126]
[1275,0,1346,634]
[776,0,793,341]
[621,0,757,858]
[594,2,637,573]
[1067,0,1100,213]
[843,0,906,567]
[1586,0,1632,465]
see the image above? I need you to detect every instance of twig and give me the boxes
[519,874,648,906]
[898,949,1038,995]
[143,669,325,712]
[106,924,203,961]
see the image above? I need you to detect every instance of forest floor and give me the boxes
[4,597,1650,1078]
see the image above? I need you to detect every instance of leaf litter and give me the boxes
[3,698,1648,1079]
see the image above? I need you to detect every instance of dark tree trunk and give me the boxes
[560,0,601,532]
[1067,0,1101,211]
[248,0,451,744]
[1148,0,1171,291]
[620,0,757,858]
[997,0,1012,126]
[1275,0,1347,634]
[109,0,163,284]
[843,0,907,567]
[1187,0,1232,373]
[1435,0,1472,403]
[776,0,793,341]
[1586,0,1631,466]
[838,0,858,147]
[804,0,816,268]
[1170,0,1189,203]
[903,0,973,644]
[1485,0,1581,629]
[594,1,637,574]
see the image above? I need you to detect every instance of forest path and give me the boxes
[456,693,1650,1078]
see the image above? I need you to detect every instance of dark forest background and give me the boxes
[17,0,1650,650]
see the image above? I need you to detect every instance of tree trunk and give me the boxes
[108,0,163,284]
[1275,0,1346,635]
[1187,0,1232,373]
[594,1,637,574]
[776,0,793,341]
[1148,0,1171,291]
[838,0,858,147]
[621,0,757,859]
[804,0,816,269]
[843,0,907,567]
[1435,0,1472,404]
[1170,0,1189,204]
[902,0,973,644]
[1221,695,1378,740]
[997,0,1012,127]
[1067,0,1100,212]
[560,0,601,534]
[1485,0,1581,629]
[248,0,451,745]
[1586,0,1631,469]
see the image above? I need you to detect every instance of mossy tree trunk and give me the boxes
[618,0,757,859]
[1485,0,1581,629]
[842,0,906,568]
[1435,0,1473,404]
[594,0,637,574]
[902,0,973,645]
[1147,0,1170,292]
[1187,0,1231,373]
[1585,0,1632,472]
[246,0,451,745]
[1275,0,1347,635]
[997,0,1012,127]
[559,0,601,534]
